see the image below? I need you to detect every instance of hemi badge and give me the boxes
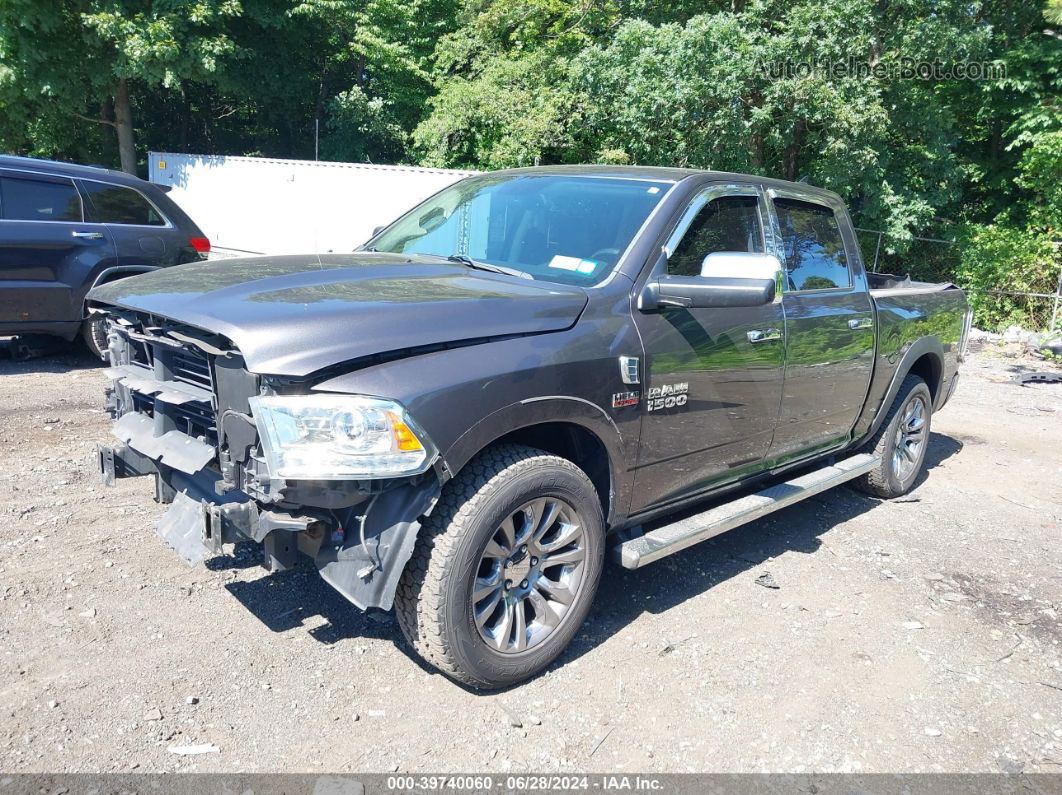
[619,356,640,385]
[612,391,640,408]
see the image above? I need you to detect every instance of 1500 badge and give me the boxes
[647,382,688,412]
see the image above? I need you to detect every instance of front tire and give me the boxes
[852,374,933,498]
[395,444,605,689]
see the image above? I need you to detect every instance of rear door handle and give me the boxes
[747,328,782,344]
[72,230,104,240]
[847,317,873,330]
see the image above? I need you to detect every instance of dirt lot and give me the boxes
[0,339,1060,775]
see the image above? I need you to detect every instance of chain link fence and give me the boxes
[856,228,1062,332]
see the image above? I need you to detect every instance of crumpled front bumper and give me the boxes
[97,442,316,567]
[95,442,440,611]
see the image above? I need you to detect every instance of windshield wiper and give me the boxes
[445,254,532,280]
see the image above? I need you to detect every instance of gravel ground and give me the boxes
[0,339,1060,774]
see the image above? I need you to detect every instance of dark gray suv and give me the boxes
[0,155,209,357]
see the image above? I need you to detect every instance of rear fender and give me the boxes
[863,336,944,439]
[90,265,161,290]
[85,266,162,319]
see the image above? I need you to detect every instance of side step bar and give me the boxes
[614,453,880,569]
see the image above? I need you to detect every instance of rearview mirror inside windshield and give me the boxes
[418,207,447,233]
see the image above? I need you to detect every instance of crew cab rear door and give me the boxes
[763,190,875,462]
[0,169,115,325]
[629,183,787,513]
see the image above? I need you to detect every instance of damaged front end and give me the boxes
[95,310,441,611]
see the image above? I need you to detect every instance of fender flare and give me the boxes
[865,336,944,439]
[442,395,629,525]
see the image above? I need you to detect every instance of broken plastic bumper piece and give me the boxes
[95,442,314,567]
[94,441,439,610]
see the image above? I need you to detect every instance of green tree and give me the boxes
[291,0,459,163]
[414,0,1003,240]
[415,51,577,168]
[413,0,621,167]
[0,0,240,173]
[0,0,1057,328]
[1016,130,1062,233]
[957,224,1060,330]
[944,1,1061,329]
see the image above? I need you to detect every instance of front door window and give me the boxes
[667,195,765,277]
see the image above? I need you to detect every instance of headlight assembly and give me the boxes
[249,394,435,480]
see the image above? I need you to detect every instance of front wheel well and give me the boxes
[91,266,156,290]
[475,422,612,520]
[84,268,158,321]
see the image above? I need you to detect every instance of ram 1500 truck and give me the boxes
[89,166,970,688]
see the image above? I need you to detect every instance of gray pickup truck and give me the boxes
[89,166,970,688]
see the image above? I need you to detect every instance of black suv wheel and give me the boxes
[81,315,110,360]
[395,444,604,689]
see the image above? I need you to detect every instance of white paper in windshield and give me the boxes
[549,255,599,275]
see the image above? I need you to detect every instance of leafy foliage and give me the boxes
[0,0,241,170]
[957,225,1061,330]
[415,51,577,169]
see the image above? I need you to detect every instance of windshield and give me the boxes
[367,174,672,286]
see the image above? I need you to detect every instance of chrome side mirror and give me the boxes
[700,252,783,282]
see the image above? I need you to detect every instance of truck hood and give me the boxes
[88,253,589,377]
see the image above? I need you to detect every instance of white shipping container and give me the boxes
[148,152,477,257]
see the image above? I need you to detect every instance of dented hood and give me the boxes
[88,253,588,377]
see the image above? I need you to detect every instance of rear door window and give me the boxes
[0,176,83,222]
[668,195,764,277]
[772,198,851,291]
[81,182,167,226]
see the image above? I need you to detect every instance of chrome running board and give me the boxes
[615,453,879,569]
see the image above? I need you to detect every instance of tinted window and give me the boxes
[773,198,851,291]
[370,174,670,286]
[0,177,82,222]
[668,195,763,277]
[82,182,166,225]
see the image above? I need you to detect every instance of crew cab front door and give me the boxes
[630,185,786,514]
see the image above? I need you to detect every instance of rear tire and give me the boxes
[81,315,109,360]
[395,444,604,689]
[852,374,932,498]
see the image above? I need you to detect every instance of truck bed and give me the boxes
[850,274,968,441]
[867,270,958,294]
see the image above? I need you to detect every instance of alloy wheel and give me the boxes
[472,497,588,654]
[893,394,928,481]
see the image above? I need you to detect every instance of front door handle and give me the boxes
[72,230,104,240]
[747,328,782,344]
[847,317,873,330]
